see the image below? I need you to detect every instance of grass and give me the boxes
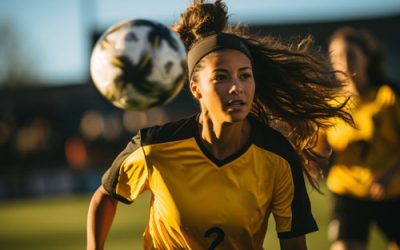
[0,183,388,250]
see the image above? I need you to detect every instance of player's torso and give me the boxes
[326,85,400,198]
[142,137,282,249]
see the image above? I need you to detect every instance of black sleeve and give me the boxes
[253,123,318,238]
[101,132,143,204]
[277,150,318,239]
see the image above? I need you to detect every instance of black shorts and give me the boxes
[329,193,400,244]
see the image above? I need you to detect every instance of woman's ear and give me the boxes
[190,81,202,99]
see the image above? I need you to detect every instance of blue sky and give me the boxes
[1,0,399,85]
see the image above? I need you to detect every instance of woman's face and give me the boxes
[190,49,255,123]
[329,37,369,92]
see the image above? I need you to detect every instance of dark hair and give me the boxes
[172,0,353,189]
[329,26,393,88]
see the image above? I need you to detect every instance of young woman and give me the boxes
[325,27,400,250]
[87,1,352,249]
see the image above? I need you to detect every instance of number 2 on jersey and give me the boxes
[204,227,225,250]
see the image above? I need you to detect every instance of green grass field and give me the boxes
[0,183,388,250]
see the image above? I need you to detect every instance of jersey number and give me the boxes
[204,227,225,250]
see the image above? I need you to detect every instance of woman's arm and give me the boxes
[87,186,118,250]
[369,163,400,200]
[280,235,307,250]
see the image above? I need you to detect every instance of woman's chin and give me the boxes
[224,111,248,123]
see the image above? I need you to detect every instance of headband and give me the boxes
[187,33,253,80]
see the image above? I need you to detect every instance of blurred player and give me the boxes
[86,1,353,249]
[325,27,400,250]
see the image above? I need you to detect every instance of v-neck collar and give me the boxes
[193,114,255,167]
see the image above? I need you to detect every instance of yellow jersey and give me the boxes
[102,115,317,249]
[326,85,400,199]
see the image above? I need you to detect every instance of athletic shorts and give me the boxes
[329,193,400,244]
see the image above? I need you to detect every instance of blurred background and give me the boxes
[0,0,399,249]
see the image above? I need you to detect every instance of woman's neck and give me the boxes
[198,113,251,160]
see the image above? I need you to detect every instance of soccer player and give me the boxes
[86,1,352,249]
[325,27,400,250]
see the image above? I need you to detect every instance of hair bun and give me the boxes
[172,0,228,49]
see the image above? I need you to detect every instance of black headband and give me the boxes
[187,33,253,80]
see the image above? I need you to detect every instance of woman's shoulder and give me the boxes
[249,117,299,165]
[137,114,197,146]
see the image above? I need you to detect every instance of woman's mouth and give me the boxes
[226,100,246,109]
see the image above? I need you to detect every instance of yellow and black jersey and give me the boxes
[102,114,317,249]
[327,85,400,199]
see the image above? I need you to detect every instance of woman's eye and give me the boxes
[213,74,226,81]
[240,73,252,80]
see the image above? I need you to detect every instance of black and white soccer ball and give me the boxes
[90,19,187,110]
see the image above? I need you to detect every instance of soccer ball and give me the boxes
[90,19,187,110]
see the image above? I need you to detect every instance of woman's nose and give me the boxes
[229,79,244,94]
